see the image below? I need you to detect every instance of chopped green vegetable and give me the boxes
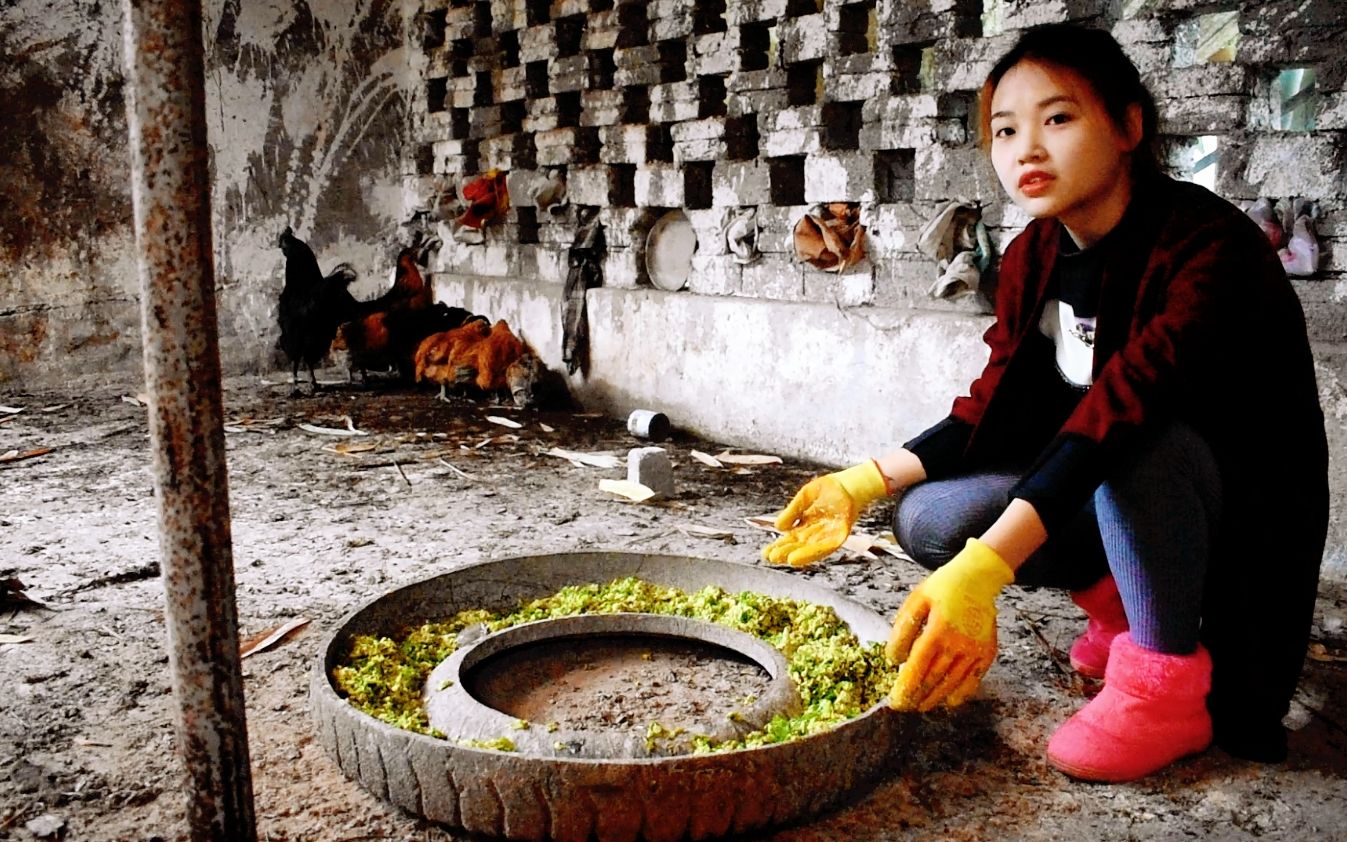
[461,737,516,752]
[331,577,897,753]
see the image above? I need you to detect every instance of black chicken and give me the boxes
[277,227,359,393]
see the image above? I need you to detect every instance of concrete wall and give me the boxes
[0,0,423,383]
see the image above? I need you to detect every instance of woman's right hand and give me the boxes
[762,461,888,567]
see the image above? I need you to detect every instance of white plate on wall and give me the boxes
[645,210,696,291]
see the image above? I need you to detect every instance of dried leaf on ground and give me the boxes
[327,440,380,455]
[690,450,724,468]
[599,478,657,503]
[0,405,23,414]
[0,447,54,464]
[870,531,914,561]
[744,514,782,533]
[0,633,34,644]
[486,415,523,429]
[120,395,147,407]
[539,423,556,433]
[714,451,783,466]
[678,524,737,542]
[240,617,311,658]
[437,458,477,480]
[474,434,520,449]
[542,448,622,469]
[298,416,368,437]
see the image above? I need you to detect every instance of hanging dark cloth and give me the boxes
[562,208,604,375]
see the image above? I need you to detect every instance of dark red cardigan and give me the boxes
[940,175,1328,756]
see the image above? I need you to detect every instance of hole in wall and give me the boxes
[463,138,482,175]
[617,2,649,48]
[610,164,637,207]
[1179,135,1221,191]
[684,162,714,210]
[623,85,650,123]
[725,114,760,160]
[786,0,821,16]
[588,49,616,89]
[822,101,864,150]
[768,156,806,205]
[525,61,550,99]
[838,1,876,56]
[474,70,494,106]
[698,75,728,118]
[473,1,492,37]
[427,76,449,112]
[557,91,582,128]
[516,206,540,243]
[953,0,982,36]
[786,61,822,106]
[739,22,775,72]
[556,15,586,58]
[874,149,915,202]
[451,107,470,140]
[415,143,436,175]
[1174,10,1239,67]
[646,124,674,163]
[526,0,550,25]
[513,132,537,169]
[1273,67,1317,131]
[450,38,472,77]
[658,39,688,84]
[694,0,727,35]
[501,100,526,134]
[499,30,519,68]
[589,0,614,11]
[891,43,933,94]
[572,127,603,165]
[422,8,447,50]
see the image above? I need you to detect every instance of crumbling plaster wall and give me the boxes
[417,0,1347,573]
[0,0,422,384]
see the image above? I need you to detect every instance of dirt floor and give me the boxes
[2,370,1346,841]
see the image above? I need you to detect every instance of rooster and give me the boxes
[277,227,360,393]
[414,317,491,401]
[356,245,434,316]
[337,302,474,383]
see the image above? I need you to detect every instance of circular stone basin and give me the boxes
[311,552,904,842]
[425,613,802,758]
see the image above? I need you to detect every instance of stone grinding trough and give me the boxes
[310,552,904,841]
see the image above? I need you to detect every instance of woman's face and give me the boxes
[988,60,1140,246]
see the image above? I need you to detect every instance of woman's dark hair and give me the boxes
[978,24,1160,176]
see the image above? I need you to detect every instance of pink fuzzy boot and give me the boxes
[1047,633,1213,782]
[1068,574,1129,679]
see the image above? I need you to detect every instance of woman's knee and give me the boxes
[892,475,1016,570]
[893,494,962,570]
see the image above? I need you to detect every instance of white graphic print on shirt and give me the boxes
[1038,298,1095,387]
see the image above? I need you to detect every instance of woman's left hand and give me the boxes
[887,538,1015,711]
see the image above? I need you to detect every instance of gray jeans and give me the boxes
[892,423,1222,653]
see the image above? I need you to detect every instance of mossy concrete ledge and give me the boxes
[310,551,906,842]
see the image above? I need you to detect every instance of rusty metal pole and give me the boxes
[120,0,257,839]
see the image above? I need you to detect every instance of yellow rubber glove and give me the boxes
[761,460,889,567]
[886,537,1014,712]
